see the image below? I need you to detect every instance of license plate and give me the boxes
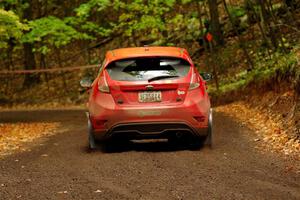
[138,91,162,103]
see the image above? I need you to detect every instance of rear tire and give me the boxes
[188,108,213,150]
[87,114,97,150]
[204,108,213,148]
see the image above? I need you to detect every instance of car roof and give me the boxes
[105,47,192,64]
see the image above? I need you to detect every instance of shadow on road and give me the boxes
[84,139,207,153]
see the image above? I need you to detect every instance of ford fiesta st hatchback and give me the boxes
[80,47,212,149]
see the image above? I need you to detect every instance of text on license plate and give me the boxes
[138,91,162,102]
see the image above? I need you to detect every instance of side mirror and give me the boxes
[201,72,212,82]
[80,77,93,88]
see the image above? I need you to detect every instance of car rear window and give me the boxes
[106,57,191,81]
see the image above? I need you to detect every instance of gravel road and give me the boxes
[0,109,299,200]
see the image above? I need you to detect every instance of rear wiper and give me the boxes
[148,75,179,82]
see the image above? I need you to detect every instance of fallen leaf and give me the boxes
[57,191,68,194]
[0,122,60,157]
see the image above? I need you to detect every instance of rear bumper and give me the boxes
[93,121,208,140]
[88,89,211,140]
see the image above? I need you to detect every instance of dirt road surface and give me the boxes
[0,109,299,200]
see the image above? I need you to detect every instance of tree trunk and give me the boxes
[22,0,39,88]
[222,0,254,70]
[257,0,278,49]
[246,0,270,48]
[209,44,220,90]
[55,49,68,93]
[40,53,50,93]
[266,0,288,53]
[23,43,39,87]
[207,0,224,46]
[196,1,204,36]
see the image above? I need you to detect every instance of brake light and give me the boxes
[189,71,200,90]
[98,72,110,93]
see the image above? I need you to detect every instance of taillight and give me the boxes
[98,72,110,93]
[189,71,200,90]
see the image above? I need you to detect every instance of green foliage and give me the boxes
[0,9,27,48]
[22,16,91,54]
[165,13,201,43]
[0,0,22,9]
[75,0,111,19]
[227,5,249,32]
[82,22,112,37]
[228,6,246,18]
[1,0,204,51]
[72,0,115,39]
[0,0,29,18]
[73,0,179,44]
[116,0,174,39]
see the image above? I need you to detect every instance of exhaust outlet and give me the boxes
[176,131,183,138]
